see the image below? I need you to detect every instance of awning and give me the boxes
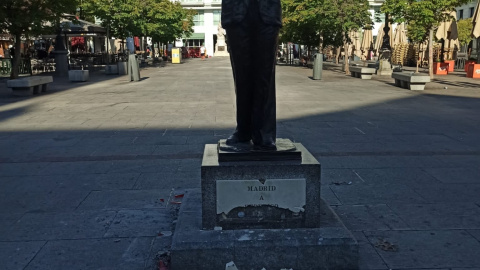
[183,33,205,39]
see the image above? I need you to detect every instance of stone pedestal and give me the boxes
[377,59,393,76]
[171,142,359,269]
[214,39,229,57]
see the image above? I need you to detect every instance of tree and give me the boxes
[82,0,138,50]
[381,0,471,77]
[82,0,194,58]
[457,18,473,57]
[0,0,78,79]
[281,0,371,74]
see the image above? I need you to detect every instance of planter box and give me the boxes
[444,60,455,72]
[433,62,448,75]
[118,61,127,75]
[467,64,480,78]
[68,70,89,82]
[105,65,118,75]
[464,60,476,72]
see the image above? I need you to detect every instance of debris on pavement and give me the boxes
[375,238,398,252]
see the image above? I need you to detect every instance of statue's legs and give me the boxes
[225,0,280,149]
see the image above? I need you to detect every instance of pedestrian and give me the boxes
[222,0,282,150]
[200,44,206,60]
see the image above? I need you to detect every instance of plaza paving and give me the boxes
[1,57,480,270]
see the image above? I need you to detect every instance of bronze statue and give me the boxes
[221,0,282,151]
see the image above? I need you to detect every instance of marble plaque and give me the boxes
[216,179,306,214]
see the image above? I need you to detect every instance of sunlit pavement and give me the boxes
[1,58,480,269]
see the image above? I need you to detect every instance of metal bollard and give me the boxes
[313,53,323,80]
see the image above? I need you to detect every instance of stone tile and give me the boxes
[5,211,116,241]
[107,159,180,174]
[330,182,426,205]
[90,144,156,156]
[24,237,153,270]
[133,135,188,145]
[322,168,364,185]
[320,186,342,206]
[424,167,480,184]
[75,173,140,190]
[364,230,480,268]
[0,213,23,240]
[152,144,205,156]
[467,230,480,242]
[0,175,91,214]
[333,204,409,231]
[389,203,480,230]
[133,171,200,190]
[104,209,172,238]
[412,183,480,203]
[0,162,50,176]
[0,241,46,270]
[351,231,388,270]
[31,145,98,159]
[77,190,170,210]
[353,168,440,186]
[37,161,113,175]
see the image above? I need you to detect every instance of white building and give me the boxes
[456,1,478,20]
[175,0,222,57]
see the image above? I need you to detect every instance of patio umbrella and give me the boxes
[361,28,373,60]
[436,11,460,60]
[393,23,407,45]
[472,0,480,38]
[349,30,362,59]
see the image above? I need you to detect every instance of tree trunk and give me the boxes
[429,29,434,78]
[416,43,420,73]
[344,42,350,75]
[10,33,22,79]
[336,47,341,64]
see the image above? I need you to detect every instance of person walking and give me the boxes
[200,44,206,60]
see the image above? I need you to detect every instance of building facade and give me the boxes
[175,0,221,57]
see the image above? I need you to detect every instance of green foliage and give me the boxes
[381,0,471,43]
[281,0,372,48]
[0,0,78,78]
[457,18,473,46]
[82,0,194,44]
[0,0,78,37]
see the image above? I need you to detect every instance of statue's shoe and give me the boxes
[226,133,251,145]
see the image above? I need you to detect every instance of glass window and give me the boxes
[193,11,204,26]
[470,7,475,18]
[459,9,464,19]
[213,10,221,26]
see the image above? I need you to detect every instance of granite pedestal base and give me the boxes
[171,190,359,270]
[202,143,320,230]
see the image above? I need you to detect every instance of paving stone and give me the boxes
[5,210,116,241]
[351,232,388,270]
[37,161,113,175]
[333,204,409,231]
[77,190,171,210]
[364,230,480,268]
[0,175,91,214]
[133,171,200,190]
[389,203,480,230]
[424,167,480,184]
[412,183,480,203]
[107,159,180,174]
[353,168,440,186]
[24,237,153,270]
[104,209,172,237]
[0,241,46,270]
[0,162,50,176]
[467,230,480,242]
[330,182,426,205]
[322,168,364,185]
